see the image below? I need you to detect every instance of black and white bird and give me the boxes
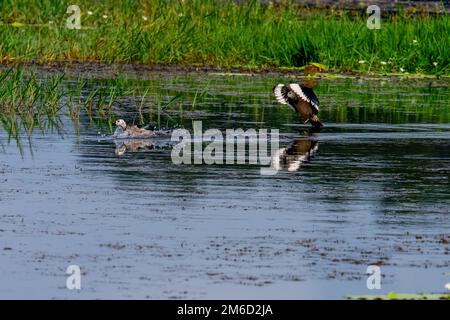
[273,65,325,127]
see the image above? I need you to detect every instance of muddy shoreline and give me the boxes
[1,61,448,80]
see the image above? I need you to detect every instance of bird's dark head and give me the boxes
[304,63,327,77]
[287,90,298,101]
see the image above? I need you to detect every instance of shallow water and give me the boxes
[0,71,449,299]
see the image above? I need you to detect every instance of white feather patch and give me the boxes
[288,155,307,172]
[310,101,320,112]
[289,84,309,103]
[273,84,289,105]
[289,83,319,112]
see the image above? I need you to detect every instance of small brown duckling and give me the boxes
[114,119,154,139]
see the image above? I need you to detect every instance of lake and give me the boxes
[0,68,449,299]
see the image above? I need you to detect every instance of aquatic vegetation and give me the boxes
[0,0,448,75]
[0,67,65,146]
[0,66,198,148]
[1,65,449,155]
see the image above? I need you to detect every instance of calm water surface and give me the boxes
[0,71,449,299]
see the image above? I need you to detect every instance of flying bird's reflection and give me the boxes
[114,139,155,156]
[271,128,320,172]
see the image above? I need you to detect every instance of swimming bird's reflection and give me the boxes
[114,139,155,156]
[271,129,320,172]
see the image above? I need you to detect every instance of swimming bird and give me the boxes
[273,64,325,127]
[114,119,155,139]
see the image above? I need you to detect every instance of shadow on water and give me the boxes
[272,128,321,172]
[114,139,156,156]
[0,68,449,299]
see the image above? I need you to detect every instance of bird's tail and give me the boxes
[309,115,323,128]
[273,84,290,105]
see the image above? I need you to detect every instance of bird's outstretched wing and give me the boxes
[273,84,297,112]
[273,83,320,114]
[288,84,320,113]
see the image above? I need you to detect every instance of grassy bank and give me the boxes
[0,0,448,75]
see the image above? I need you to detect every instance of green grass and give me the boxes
[0,66,182,146]
[1,64,449,151]
[1,65,449,140]
[0,0,448,75]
